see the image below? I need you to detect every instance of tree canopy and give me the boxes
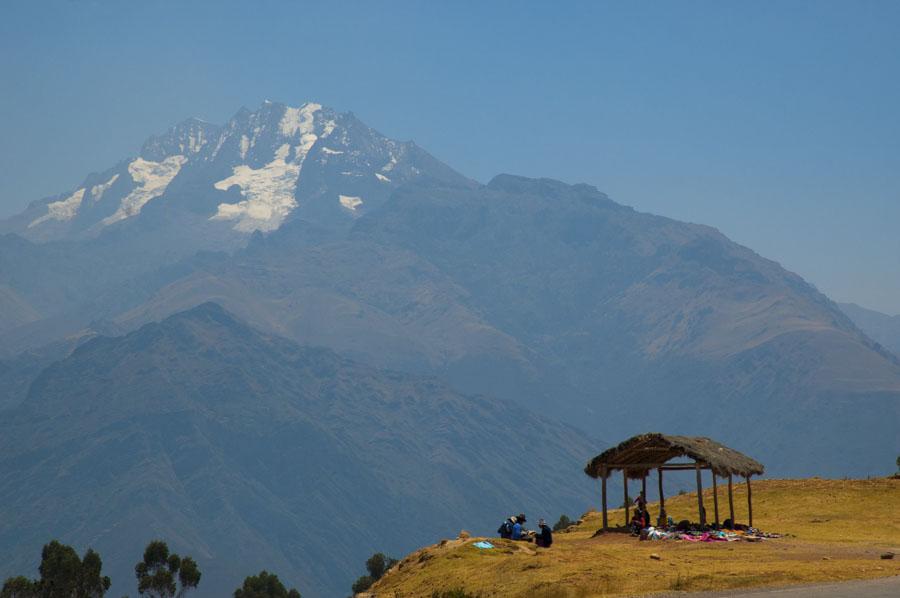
[134,540,201,598]
[1,540,111,598]
[350,552,397,594]
[233,570,300,598]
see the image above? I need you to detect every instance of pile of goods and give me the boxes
[640,523,782,543]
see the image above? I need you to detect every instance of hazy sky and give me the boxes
[1,1,898,314]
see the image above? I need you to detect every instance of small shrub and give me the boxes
[351,575,374,594]
[552,514,573,532]
[350,552,397,594]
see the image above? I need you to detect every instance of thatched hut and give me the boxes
[584,433,764,531]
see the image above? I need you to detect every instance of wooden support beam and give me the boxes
[623,469,630,526]
[606,462,709,471]
[657,467,666,526]
[727,474,735,529]
[712,473,720,527]
[601,466,608,531]
[746,475,753,528]
[695,461,706,525]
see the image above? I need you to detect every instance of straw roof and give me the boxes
[584,433,764,479]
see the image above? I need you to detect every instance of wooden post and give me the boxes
[657,467,666,526]
[695,462,706,525]
[746,475,753,527]
[601,466,608,531]
[623,469,630,526]
[727,474,735,528]
[712,473,720,527]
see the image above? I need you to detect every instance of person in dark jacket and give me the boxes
[498,516,515,539]
[535,518,553,548]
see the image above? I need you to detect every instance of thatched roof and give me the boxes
[584,433,764,479]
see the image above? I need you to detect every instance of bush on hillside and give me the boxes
[350,552,397,594]
[552,514,573,531]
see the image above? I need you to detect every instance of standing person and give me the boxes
[536,519,553,548]
[634,491,647,511]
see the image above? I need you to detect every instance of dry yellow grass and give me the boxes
[370,478,900,597]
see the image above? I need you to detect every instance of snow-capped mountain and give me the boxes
[3,101,472,242]
[3,97,900,598]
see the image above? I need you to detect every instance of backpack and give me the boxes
[497,520,512,537]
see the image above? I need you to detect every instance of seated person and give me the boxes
[630,510,645,534]
[512,513,527,540]
[498,516,516,539]
[535,518,553,548]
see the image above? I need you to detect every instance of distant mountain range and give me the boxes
[1,100,898,597]
[0,303,595,597]
[840,303,900,357]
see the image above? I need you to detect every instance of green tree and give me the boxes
[350,552,397,594]
[552,514,573,532]
[134,541,201,598]
[79,549,112,598]
[233,571,300,598]
[0,576,36,598]
[1,541,111,598]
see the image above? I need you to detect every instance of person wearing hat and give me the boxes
[535,518,553,548]
[511,513,526,540]
[498,515,516,539]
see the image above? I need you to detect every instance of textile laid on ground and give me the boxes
[473,541,495,549]
[640,527,782,542]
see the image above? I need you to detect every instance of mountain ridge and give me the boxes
[840,302,900,358]
[2,125,897,474]
[0,302,597,597]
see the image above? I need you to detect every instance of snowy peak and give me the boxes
[207,101,340,231]
[5,100,473,242]
[140,117,220,162]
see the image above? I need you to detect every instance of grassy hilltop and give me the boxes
[369,478,900,597]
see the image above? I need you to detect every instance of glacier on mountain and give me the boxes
[279,103,320,138]
[338,194,363,213]
[102,156,187,226]
[28,188,86,228]
[212,102,332,232]
[90,174,119,202]
[212,142,311,232]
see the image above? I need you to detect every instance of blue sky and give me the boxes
[1,1,898,313]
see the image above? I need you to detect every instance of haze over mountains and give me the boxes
[840,303,900,358]
[0,303,595,597]
[1,100,898,596]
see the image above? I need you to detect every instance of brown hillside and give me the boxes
[369,478,900,597]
